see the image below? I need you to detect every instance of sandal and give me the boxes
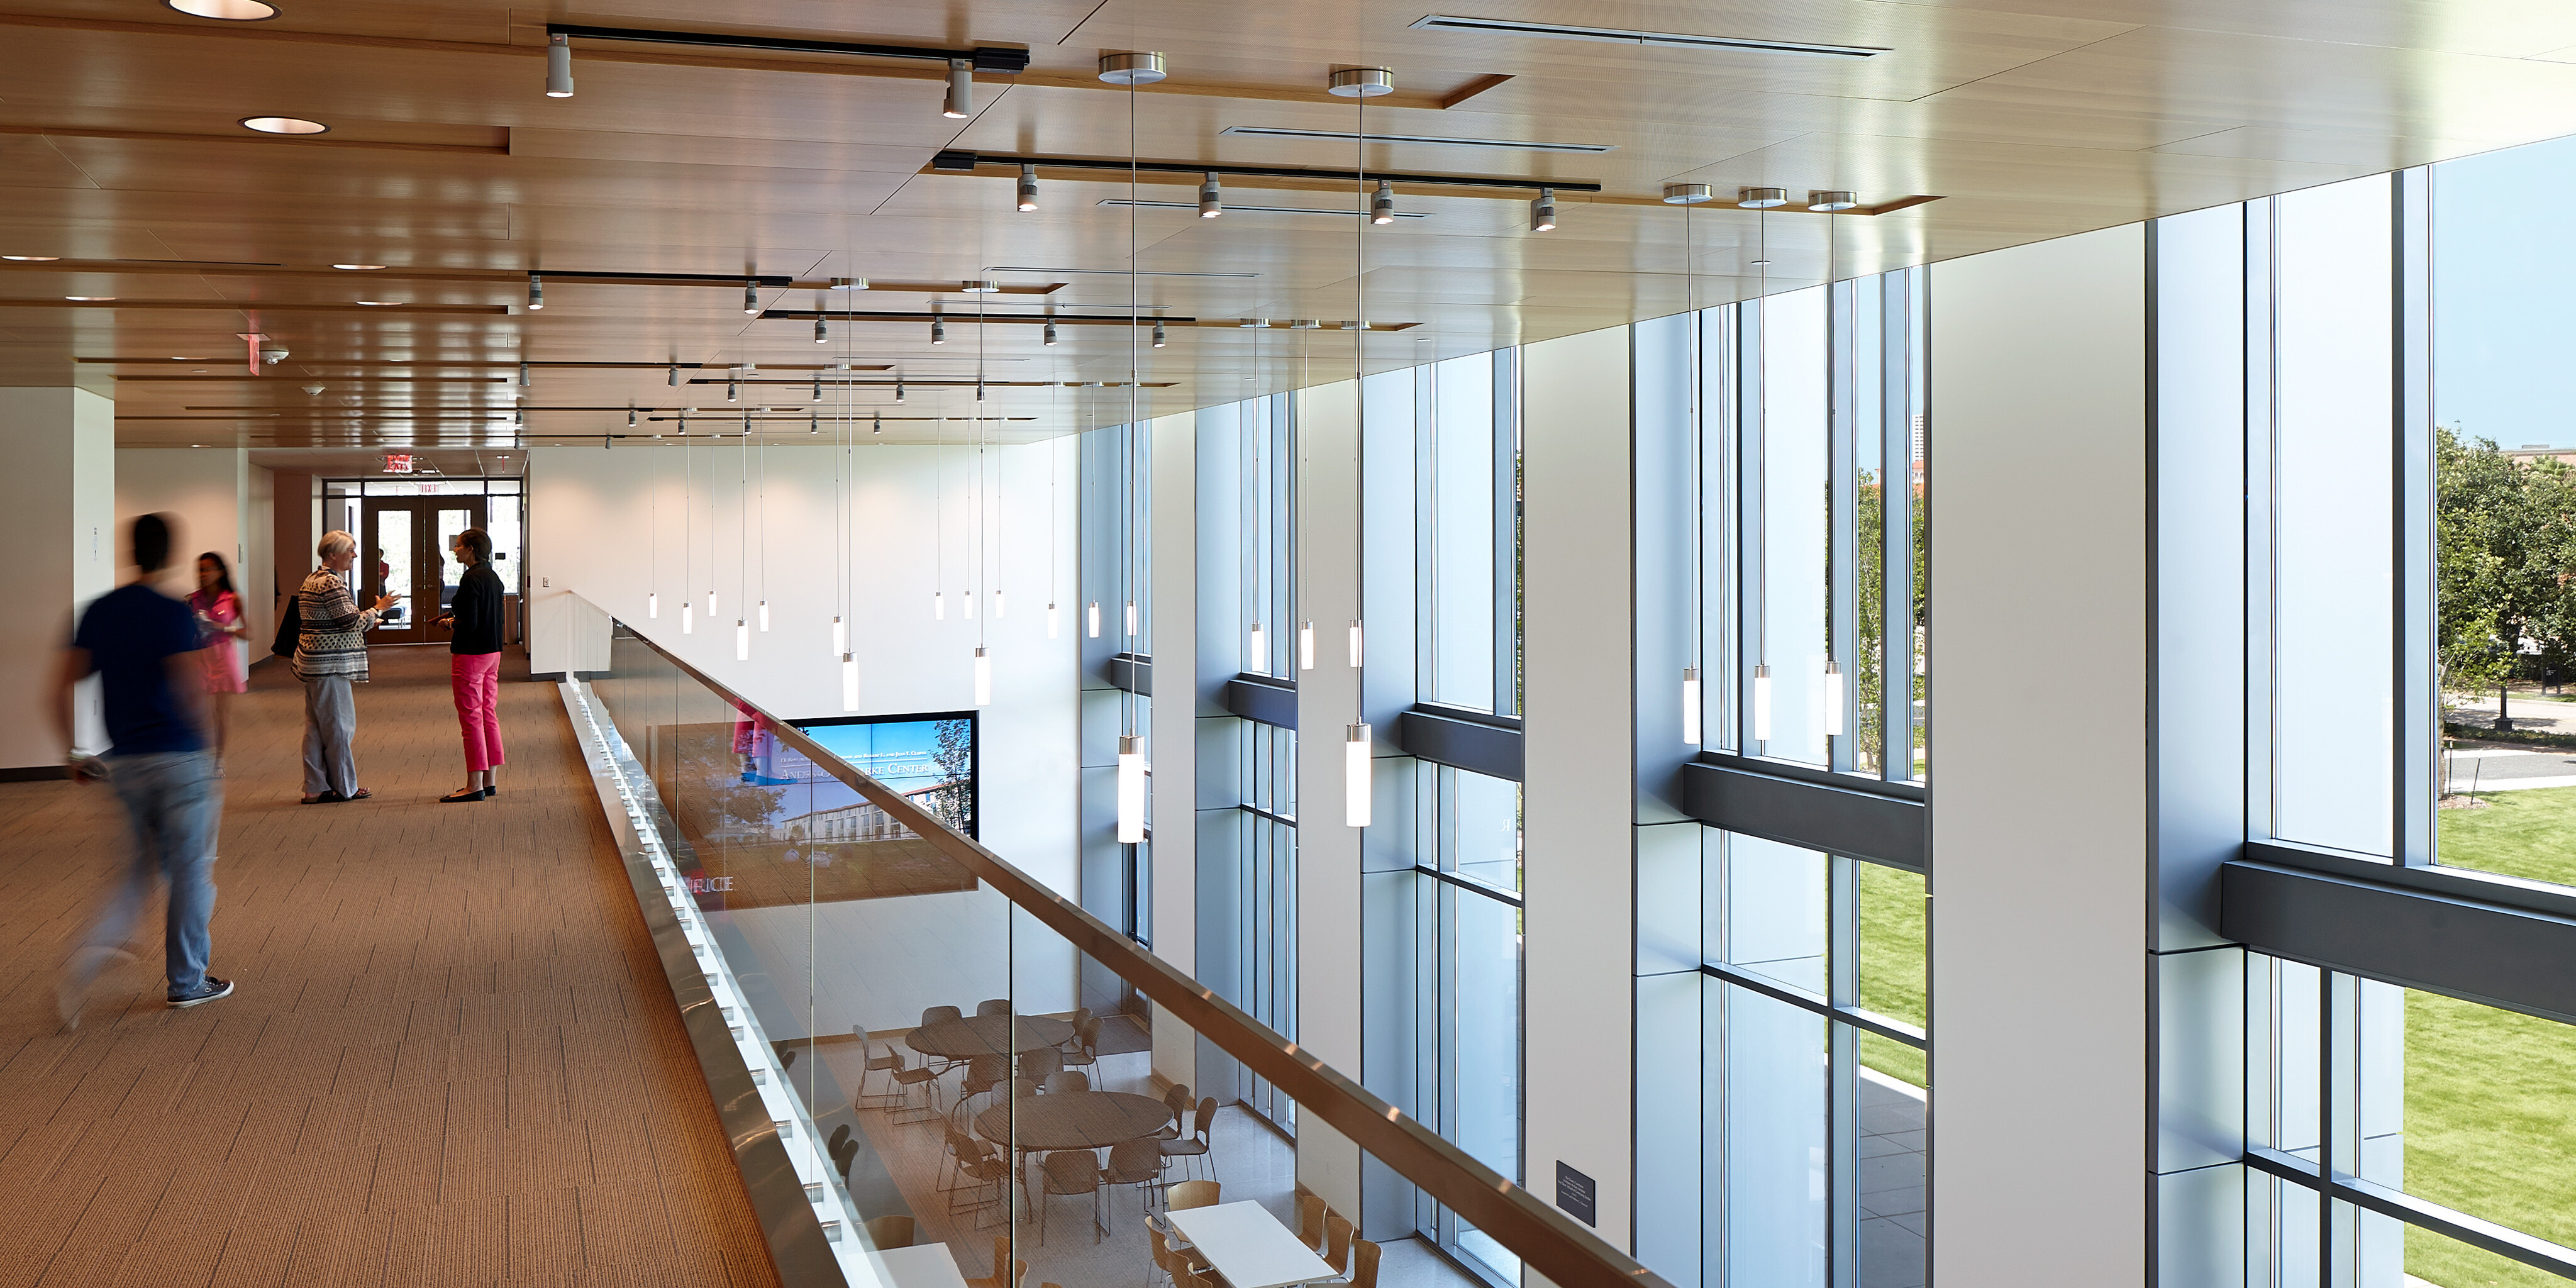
[343,788,372,801]
[301,792,345,805]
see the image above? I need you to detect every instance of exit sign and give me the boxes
[382,453,414,474]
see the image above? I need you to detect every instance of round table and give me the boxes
[907,1014,1075,1061]
[974,1091,1174,1152]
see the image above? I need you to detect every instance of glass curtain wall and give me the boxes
[1697,274,1927,781]
[2246,140,2576,1285]
[1228,394,1301,1132]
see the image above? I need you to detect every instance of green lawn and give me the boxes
[2409,786,2576,1287]
[1857,863,1927,1090]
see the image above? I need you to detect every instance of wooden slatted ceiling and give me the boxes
[0,0,2570,457]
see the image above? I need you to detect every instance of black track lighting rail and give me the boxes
[545,24,1030,73]
[762,309,1197,325]
[932,149,1600,194]
[526,269,796,287]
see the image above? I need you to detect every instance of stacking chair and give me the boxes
[1347,1240,1381,1288]
[923,1005,965,1026]
[853,1025,927,1113]
[1160,1097,1218,1183]
[1099,1137,1162,1214]
[1042,1070,1091,1094]
[1298,1192,1329,1254]
[1060,1014,1102,1072]
[1168,1179,1222,1212]
[865,1216,916,1250]
[1323,1210,1354,1279]
[952,1053,1010,1122]
[1019,1046,1063,1082]
[1151,1226,1219,1288]
[1055,1007,1095,1057]
[1040,1150,1108,1244]
[976,997,1014,1016]
[943,1132,1012,1223]
[962,1236,1028,1288]
[1153,1084,1192,1139]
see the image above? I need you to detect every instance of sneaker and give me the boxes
[168,977,235,1009]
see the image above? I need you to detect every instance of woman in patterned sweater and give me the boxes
[294,530,398,803]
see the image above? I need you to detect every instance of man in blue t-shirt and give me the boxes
[50,513,233,1023]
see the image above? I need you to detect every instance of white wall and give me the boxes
[114,447,274,674]
[1294,379,1366,1216]
[1928,222,2151,1285]
[527,442,1082,918]
[0,389,113,767]
[1147,410,1199,1089]
[1521,326,1639,1258]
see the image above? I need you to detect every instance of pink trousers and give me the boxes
[451,653,504,772]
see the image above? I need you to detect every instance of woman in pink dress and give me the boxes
[189,551,250,759]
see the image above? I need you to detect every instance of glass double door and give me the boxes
[362,497,486,645]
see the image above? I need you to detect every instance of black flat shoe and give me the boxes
[301,792,344,805]
[440,789,484,804]
[483,786,497,798]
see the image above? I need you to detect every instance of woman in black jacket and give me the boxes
[434,528,506,802]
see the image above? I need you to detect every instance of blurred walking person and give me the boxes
[52,513,231,1024]
[434,527,505,802]
[188,550,249,762]
[296,530,397,804]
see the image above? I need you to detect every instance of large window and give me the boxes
[1416,765,1523,1285]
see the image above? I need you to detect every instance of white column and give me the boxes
[1521,325,1638,1257]
[116,446,258,667]
[1294,378,1364,1214]
[1928,223,2151,1285]
[1148,409,1199,1091]
[0,388,113,769]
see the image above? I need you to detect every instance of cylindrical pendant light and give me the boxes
[972,647,992,706]
[1752,662,1773,741]
[1248,621,1266,673]
[943,58,974,118]
[682,601,694,634]
[757,599,770,632]
[993,591,1006,618]
[934,591,946,620]
[841,652,860,711]
[1116,735,1146,843]
[735,618,749,661]
[832,615,847,654]
[1124,600,1138,638]
[1087,600,1101,638]
[1046,602,1060,639]
[1821,658,1846,735]
[1298,621,1315,670]
[1347,618,1365,668]
[1344,724,1373,828]
[1681,666,1702,745]
[648,591,658,619]
[545,31,574,97]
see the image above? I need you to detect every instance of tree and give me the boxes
[2436,426,2576,729]
[926,717,975,836]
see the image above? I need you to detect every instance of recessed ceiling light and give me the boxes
[3,255,60,261]
[166,0,275,18]
[354,300,402,306]
[1219,125,1614,153]
[332,263,386,270]
[64,295,114,301]
[240,116,328,135]
[1097,198,1428,220]
[1407,13,1888,58]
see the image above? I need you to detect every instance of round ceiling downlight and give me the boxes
[1328,67,1394,97]
[166,0,277,18]
[240,116,328,135]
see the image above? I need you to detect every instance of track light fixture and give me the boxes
[814,315,828,343]
[627,406,637,428]
[518,362,531,387]
[667,360,679,386]
[1738,187,1789,209]
[810,412,819,433]
[930,319,947,344]
[526,274,543,311]
[1018,163,1038,211]
[872,411,882,434]
[545,31,574,97]
[1198,172,1222,218]
[1807,190,1858,211]
[1530,186,1557,231]
[726,372,738,401]
[811,372,823,397]
[513,404,524,426]
[944,58,973,118]
[1152,319,1167,348]
[741,280,759,314]
[1370,180,1396,225]
[1043,319,1058,346]
[896,379,907,401]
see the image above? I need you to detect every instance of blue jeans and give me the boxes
[91,749,221,994]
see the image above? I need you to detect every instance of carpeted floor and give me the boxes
[0,645,782,1287]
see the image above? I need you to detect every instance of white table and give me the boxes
[1166,1201,1340,1288]
[879,1243,972,1288]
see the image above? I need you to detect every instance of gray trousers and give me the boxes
[301,676,359,797]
